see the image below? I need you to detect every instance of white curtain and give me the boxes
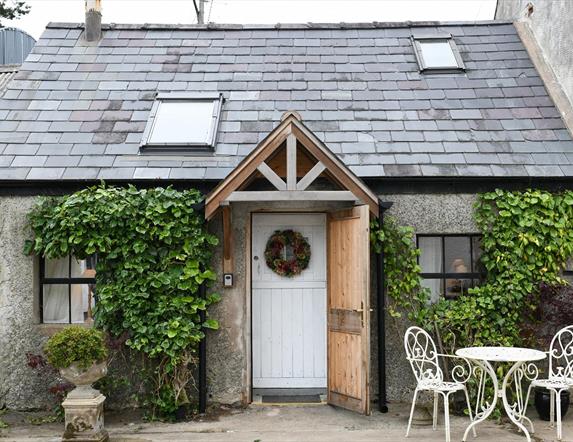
[418,237,443,303]
[43,257,69,323]
[43,257,92,323]
[71,258,88,323]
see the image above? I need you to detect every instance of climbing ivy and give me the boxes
[372,189,573,353]
[371,216,430,325]
[428,189,573,351]
[24,184,220,418]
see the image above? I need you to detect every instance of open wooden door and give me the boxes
[327,205,371,415]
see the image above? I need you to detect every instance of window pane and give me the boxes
[471,236,484,274]
[445,277,472,299]
[444,236,471,274]
[149,100,215,144]
[71,284,95,324]
[45,257,68,278]
[419,41,458,68]
[43,284,69,323]
[71,256,97,278]
[419,237,442,273]
[421,278,442,304]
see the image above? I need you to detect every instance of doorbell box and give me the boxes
[223,273,233,287]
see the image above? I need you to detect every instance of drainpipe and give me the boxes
[376,200,393,413]
[198,281,207,413]
[196,200,208,414]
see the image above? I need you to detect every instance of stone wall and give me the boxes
[379,193,478,403]
[0,195,52,409]
[0,193,477,410]
[496,0,573,115]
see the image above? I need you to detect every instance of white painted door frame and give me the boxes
[251,213,327,389]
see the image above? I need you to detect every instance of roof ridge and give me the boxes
[46,19,513,31]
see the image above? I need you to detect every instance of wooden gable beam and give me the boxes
[286,133,297,190]
[205,113,380,220]
[290,122,379,216]
[205,118,293,220]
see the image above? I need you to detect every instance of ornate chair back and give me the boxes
[404,326,444,384]
[548,325,573,380]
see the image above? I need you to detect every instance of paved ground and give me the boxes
[2,403,572,441]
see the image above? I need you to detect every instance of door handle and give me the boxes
[352,302,370,327]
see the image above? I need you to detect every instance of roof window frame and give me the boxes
[140,92,224,153]
[411,35,465,73]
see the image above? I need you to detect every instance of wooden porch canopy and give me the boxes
[205,112,380,220]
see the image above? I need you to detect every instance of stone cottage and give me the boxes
[1,6,573,415]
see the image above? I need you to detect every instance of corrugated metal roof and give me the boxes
[0,28,35,65]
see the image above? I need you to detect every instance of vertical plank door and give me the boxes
[327,205,371,414]
[252,213,327,389]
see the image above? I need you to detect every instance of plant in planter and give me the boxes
[44,326,109,442]
[45,326,108,394]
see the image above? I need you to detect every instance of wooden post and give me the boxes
[286,133,297,190]
[222,206,233,274]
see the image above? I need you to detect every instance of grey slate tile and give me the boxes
[525,165,564,176]
[27,167,65,179]
[97,167,136,180]
[0,22,571,181]
[0,167,30,179]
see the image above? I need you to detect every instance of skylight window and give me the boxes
[141,93,223,151]
[412,36,465,72]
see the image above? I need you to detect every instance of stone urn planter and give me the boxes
[61,360,109,442]
[44,326,110,442]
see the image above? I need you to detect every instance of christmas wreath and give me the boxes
[264,229,311,277]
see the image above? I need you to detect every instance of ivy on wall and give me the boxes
[371,216,429,325]
[372,189,573,352]
[429,189,573,351]
[25,184,219,418]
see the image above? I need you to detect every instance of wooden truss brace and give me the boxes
[254,133,331,194]
[205,113,379,220]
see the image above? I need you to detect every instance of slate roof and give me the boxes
[0,20,572,181]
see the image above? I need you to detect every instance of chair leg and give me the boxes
[406,389,419,438]
[550,389,556,427]
[444,392,451,442]
[556,390,562,441]
[463,387,477,438]
[433,391,438,431]
[523,384,535,434]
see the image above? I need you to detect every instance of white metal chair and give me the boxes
[404,326,476,442]
[525,325,573,441]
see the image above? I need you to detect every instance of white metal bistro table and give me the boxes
[455,346,546,442]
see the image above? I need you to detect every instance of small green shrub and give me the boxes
[44,326,108,370]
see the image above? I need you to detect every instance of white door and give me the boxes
[252,213,327,389]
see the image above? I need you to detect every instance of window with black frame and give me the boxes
[417,235,485,303]
[40,255,97,324]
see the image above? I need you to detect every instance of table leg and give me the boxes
[501,361,539,442]
[463,359,498,442]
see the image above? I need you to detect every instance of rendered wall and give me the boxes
[0,193,477,410]
[206,194,478,406]
[496,0,573,110]
[0,196,50,409]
